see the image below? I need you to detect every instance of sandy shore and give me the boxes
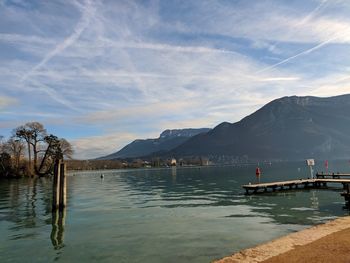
[214,216,350,263]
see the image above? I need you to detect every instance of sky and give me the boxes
[1,0,350,159]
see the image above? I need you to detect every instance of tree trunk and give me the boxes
[37,142,52,176]
[26,141,32,175]
[33,143,38,174]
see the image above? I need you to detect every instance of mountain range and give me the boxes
[100,94,350,161]
[98,128,211,159]
[170,94,350,160]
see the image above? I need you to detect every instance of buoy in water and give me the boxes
[100,174,104,179]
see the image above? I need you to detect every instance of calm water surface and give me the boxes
[1,161,350,263]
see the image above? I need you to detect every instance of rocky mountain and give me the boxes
[99,128,211,159]
[170,94,350,160]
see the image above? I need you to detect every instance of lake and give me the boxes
[1,161,350,263]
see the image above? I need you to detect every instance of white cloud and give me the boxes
[302,73,350,97]
[1,0,350,158]
[176,1,350,44]
[78,100,200,124]
[0,95,18,110]
[72,132,141,159]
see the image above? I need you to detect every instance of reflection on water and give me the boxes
[50,209,65,250]
[1,161,350,263]
[0,178,51,231]
[171,166,177,184]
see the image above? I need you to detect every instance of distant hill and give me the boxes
[98,128,211,160]
[170,94,350,160]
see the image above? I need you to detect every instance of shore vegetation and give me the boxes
[0,122,73,178]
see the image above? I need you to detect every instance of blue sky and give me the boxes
[1,0,350,159]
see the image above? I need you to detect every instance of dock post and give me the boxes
[52,160,61,211]
[59,162,66,211]
[52,160,67,212]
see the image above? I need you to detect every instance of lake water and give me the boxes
[1,161,350,263]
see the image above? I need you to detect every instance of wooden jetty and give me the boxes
[242,178,350,195]
[316,172,350,179]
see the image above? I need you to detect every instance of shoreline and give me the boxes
[214,216,350,263]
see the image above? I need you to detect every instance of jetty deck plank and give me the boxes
[316,178,350,183]
[316,173,350,179]
[242,179,315,189]
[242,178,350,195]
[316,173,350,176]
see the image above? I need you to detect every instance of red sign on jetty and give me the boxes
[256,167,261,177]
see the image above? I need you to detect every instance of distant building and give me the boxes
[143,161,151,168]
[200,157,209,166]
[171,158,177,166]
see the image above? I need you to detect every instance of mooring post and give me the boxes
[59,162,66,211]
[52,160,61,211]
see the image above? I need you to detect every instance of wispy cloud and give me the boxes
[21,0,95,82]
[1,0,350,158]
[0,95,18,110]
[25,79,81,111]
[96,39,238,54]
[79,100,200,124]
[0,33,55,45]
[72,132,141,159]
[304,73,350,97]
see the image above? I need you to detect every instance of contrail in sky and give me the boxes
[257,35,338,74]
[299,0,328,25]
[21,0,95,82]
[257,0,330,74]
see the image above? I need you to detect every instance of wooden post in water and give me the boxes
[52,160,61,211]
[52,160,67,211]
[59,162,66,211]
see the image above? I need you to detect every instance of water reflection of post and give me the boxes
[50,208,66,250]
[171,166,177,184]
[310,190,319,210]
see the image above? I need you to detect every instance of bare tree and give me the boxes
[36,135,74,176]
[2,123,73,177]
[15,122,47,174]
[6,138,25,172]
[0,135,5,152]
[26,122,47,170]
[59,138,73,160]
[15,126,33,172]
[0,152,12,177]
[0,135,13,177]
